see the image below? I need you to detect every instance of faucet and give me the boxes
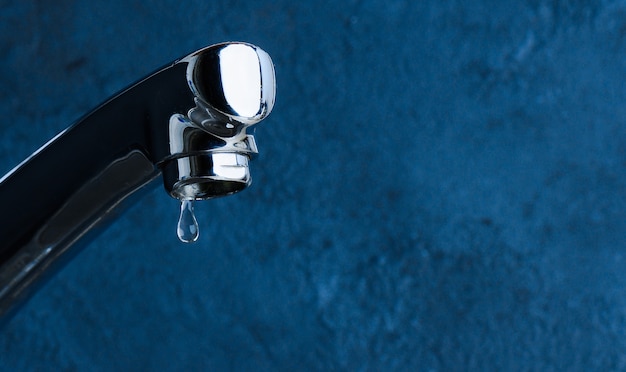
[0,42,276,321]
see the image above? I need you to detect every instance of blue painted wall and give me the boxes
[1,1,625,370]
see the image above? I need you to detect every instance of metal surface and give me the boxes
[0,42,275,320]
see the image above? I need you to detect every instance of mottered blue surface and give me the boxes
[1,1,626,370]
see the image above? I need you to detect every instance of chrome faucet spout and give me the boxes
[0,42,275,321]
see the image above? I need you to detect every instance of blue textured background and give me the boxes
[1,0,626,370]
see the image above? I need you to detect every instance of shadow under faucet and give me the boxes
[0,42,276,322]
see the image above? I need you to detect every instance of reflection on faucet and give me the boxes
[0,42,276,322]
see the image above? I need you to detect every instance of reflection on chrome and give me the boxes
[219,44,262,118]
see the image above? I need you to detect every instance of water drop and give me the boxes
[177,200,199,243]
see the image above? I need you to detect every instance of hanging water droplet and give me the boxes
[177,200,199,243]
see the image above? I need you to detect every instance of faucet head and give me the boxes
[185,42,276,126]
[161,42,275,201]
